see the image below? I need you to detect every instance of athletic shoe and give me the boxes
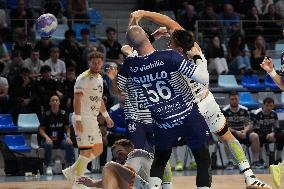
[62,166,75,182]
[251,161,265,169]
[46,166,53,175]
[245,175,272,189]
[175,160,183,171]
[225,162,235,170]
[163,161,172,183]
[269,162,284,188]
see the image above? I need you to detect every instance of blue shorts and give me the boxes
[153,104,210,151]
[126,120,154,153]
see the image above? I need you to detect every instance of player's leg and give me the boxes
[126,120,149,152]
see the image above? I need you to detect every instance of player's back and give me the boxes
[119,50,196,123]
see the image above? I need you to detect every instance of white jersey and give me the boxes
[74,70,103,117]
[125,149,154,182]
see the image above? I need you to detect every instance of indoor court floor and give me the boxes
[0,173,276,189]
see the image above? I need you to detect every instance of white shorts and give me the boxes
[197,91,226,133]
[72,114,102,148]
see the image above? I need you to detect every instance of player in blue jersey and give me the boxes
[118,25,211,189]
[129,10,272,189]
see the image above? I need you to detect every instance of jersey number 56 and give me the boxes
[142,81,171,103]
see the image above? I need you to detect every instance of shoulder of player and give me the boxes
[222,105,230,111]
[128,149,154,160]
[239,105,249,111]
[251,108,262,115]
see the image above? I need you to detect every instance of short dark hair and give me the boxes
[80,28,90,35]
[229,91,238,97]
[66,66,76,73]
[40,65,51,74]
[88,51,104,61]
[106,27,116,34]
[111,139,134,152]
[263,97,274,104]
[172,29,194,54]
[65,29,76,38]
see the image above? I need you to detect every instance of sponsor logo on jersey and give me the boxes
[129,60,164,72]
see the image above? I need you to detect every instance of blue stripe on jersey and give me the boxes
[119,50,197,124]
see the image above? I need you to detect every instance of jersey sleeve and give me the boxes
[74,76,87,94]
[124,149,154,173]
[117,64,128,92]
[171,51,209,84]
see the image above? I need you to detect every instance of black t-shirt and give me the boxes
[251,108,278,135]
[41,110,69,143]
[102,40,122,60]
[222,105,251,131]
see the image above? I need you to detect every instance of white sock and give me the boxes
[239,160,254,178]
[149,177,162,189]
[162,182,172,189]
[71,155,91,177]
[196,187,211,189]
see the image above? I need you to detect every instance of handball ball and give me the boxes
[36,13,58,38]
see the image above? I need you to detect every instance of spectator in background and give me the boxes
[205,36,229,74]
[59,66,76,113]
[9,0,34,36]
[57,10,68,25]
[67,0,89,23]
[251,35,268,72]
[3,51,24,82]
[35,37,56,61]
[101,27,123,65]
[254,0,273,16]
[44,46,66,80]
[80,28,96,71]
[9,67,35,121]
[229,0,254,19]
[262,4,282,49]
[23,48,44,79]
[198,4,221,39]
[275,0,284,18]
[0,35,10,63]
[243,6,264,50]
[0,61,8,113]
[228,32,251,74]
[251,97,278,165]
[44,0,63,18]
[219,3,241,34]
[39,95,75,175]
[0,3,7,30]
[34,65,62,115]
[223,92,262,169]
[12,33,33,60]
[178,4,198,32]
[59,30,82,72]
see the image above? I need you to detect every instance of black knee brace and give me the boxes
[150,149,172,180]
[191,144,212,187]
[216,124,229,137]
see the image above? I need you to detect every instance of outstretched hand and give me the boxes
[129,10,145,26]
[121,45,134,56]
[260,57,274,73]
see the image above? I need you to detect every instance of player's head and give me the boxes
[262,97,274,114]
[169,29,194,55]
[126,25,149,50]
[229,91,239,108]
[88,51,104,74]
[111,139,134,164]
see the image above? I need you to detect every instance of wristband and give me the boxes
[74,114,81,121]
[101,111,110,118]
[192,55,202,62]
[268,69,277,78]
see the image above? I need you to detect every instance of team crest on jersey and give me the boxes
[128,122,136,132]
[130,67,139,72]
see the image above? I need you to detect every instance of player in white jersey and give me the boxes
[62,51,114,189]
[129,10,271,189]
[77,139,158,189]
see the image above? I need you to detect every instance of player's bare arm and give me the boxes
[73,92,83,133]
[261,57,284,90]
[99,100,114,128]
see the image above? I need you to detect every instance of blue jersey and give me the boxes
[280,51,284,77]
[118,50,198,124]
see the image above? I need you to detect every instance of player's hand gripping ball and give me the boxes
[36,13,58,38]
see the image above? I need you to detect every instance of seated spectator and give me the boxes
[198,4,221,39]
[275,0,284,18]
[39,95,75,175]
[67,0,89,23]
[57,10,68,25]
[218,3,240,34]
[9,67,35,121]
[0,61,8,113]
[59,66,76,113]
[34,65,62,115]
[223,91,262,169]
[44,46,66,80]
[9,0,34,36]
[178,4,198,32]
[80,28,96,71]
[3,51,24,82]
[250,35,268,72]
[23,48,44,79]
[229,0,254,19]
[0,35,10,63]
[243,6,264,49]
[100,27,123,65]
[262,4,282,49]
[228,32,251,74]
[205,36,229,74]
[251,97,278,165]
[44,0,63,18]
[35,37,56,61]
[12,33,33,60]
[254,0,273,16]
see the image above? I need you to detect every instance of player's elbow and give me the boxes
[192,67,209,84]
